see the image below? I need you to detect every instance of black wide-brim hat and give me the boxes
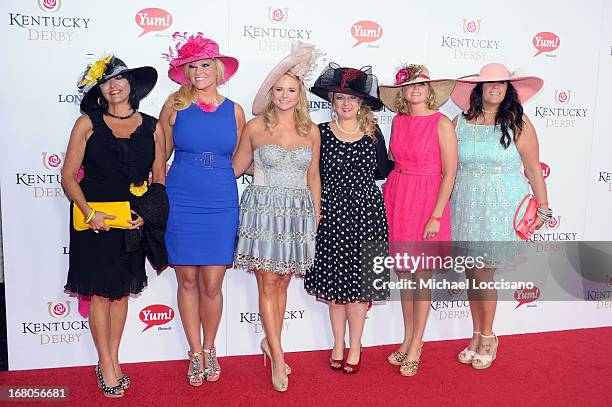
[310,63,383,111]
[78,56,158,112]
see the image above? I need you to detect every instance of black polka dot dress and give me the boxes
[304,122,390,303]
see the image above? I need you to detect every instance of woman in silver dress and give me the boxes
[232,42,321,392]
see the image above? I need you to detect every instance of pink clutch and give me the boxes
[513,194,538,240]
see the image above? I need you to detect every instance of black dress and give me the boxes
[305,122,392,303]
[64,110,156,300]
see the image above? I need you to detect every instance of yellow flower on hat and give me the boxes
[79,55,113,89]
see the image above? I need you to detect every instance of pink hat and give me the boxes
[162,32,239,85]
[252,41,321,116]
[451,63,543,111]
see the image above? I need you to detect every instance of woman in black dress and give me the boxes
[305,63,393,374]
[62,56,166,397]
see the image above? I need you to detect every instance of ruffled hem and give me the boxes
[234,253,313,275]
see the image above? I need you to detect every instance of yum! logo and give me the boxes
[514,286,540,308]
[351,20,383,47]
[463,19,481,35]
[533,32,560,57]
[135,8,173,37]
[524,162,550,180]
[140,304,174,332]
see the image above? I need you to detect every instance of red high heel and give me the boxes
[343,347,363,374]
[329,357,344,370]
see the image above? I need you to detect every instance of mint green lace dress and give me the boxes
[451,115,529,266]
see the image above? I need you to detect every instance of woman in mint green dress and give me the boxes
[450,63,552,370]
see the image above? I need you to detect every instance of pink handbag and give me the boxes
[513,194,538,240]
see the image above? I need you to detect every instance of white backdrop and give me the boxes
[1,0,611,370]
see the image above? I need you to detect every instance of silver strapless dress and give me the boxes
[234,144,317,275]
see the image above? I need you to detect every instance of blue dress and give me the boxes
[451,114,529,241]
[165,99,239,265]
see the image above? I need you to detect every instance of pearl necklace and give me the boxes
[334,118,359,135]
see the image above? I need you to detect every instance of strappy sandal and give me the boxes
[187,350,204,387]
[387,350,407,366]
[399,345,423,377]
[203,347,221,382]
[458,331,481,364]
[472,333,498,370]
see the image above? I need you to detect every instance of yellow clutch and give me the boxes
[73,201,132,231]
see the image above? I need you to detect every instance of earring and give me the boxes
[331,110,338,121]
[296,104,301,112]
[357,106,362,120]
[97,96,103,106]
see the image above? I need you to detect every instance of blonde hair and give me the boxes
[330,93,378,143]
[394,83,438,115]
[263,72,312,137]
[170,59,226,111]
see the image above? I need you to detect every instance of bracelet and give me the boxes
[430,216,441,223]
[84,208,96,224]
[536,207,552,222]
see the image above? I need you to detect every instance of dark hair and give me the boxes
[463,82,524,149]
[96,72,140,112]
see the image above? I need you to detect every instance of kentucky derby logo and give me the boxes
[351,20,383,47]
[533,32,560,57]
[268,7,288,24]
[514,287,540,309]
[48,301,71,318]
[42,152,65,170]
[463,19,480,35]
[38,0,61,12]
[555,90,571,105]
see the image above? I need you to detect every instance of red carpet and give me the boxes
[1,327,610,406]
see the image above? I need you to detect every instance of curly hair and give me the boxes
[262,72,312,137]
[394,83,438,115]
[463,82,524,149]
[169,59,226,111]
[330,92,378,143]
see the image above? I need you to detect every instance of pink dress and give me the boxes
[383,112,450,242]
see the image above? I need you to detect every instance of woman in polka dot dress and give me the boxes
[305,63,393,374]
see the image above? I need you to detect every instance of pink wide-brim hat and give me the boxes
[252,41,321,116]
[163,32,239,85]
[451,63,543,111]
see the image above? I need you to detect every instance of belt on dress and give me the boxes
[172,151,232,169]
[394,166,440,176]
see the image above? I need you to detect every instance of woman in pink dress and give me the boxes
[379,65,457,376]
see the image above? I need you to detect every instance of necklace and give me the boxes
[105,109,136,120]
[482,109,498,114]
[334,118,359,135]
[196,95,220,113]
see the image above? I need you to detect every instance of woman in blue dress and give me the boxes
[159,33,245,386]
[450,63,552,369]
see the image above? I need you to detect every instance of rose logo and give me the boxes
[272,9,284,22]
[48,301,71,318]
[547,217,558,229]
[39,0,61,12]
[607,275,612,287]
[555,89,571,105]
[47,154,62,168]
[463,19,481,35]
[268,7,288,24]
